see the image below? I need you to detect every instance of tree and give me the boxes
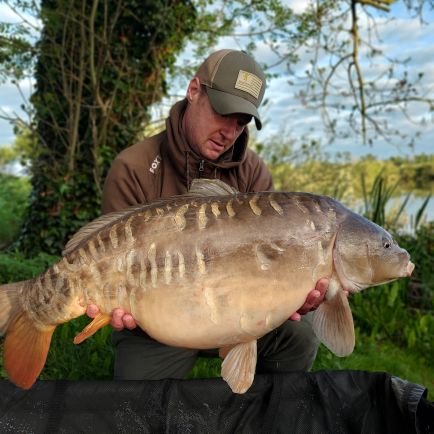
[175,0,433,148]
[1,0,432,254]
[2,0,195,255]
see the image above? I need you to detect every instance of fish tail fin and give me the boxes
[0,281,56,389]
[0,281,23,335]
[4,312,56,389]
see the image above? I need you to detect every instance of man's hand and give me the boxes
[289,278,329,321]
[86,305,137,331]
[87,278,331,328]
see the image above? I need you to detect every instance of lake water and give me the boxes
[347,194,433,234]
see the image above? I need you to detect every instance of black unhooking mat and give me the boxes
[0,371,432,434]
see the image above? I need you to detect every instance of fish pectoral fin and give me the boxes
[4,312,56,389]
[220,340,257,394]
[312,289,355,357]
[73,312,111,344]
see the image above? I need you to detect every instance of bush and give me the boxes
[0,174,30,248]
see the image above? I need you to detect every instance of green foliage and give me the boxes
[0,146,16,167]
[0,250,57,282]
[0,128,38,175]
[360,172,401,227]
[0,6,37,83]
[313,336,433,401]
[400,225,434,306]
[188,357,222,380]
[0,173,30,248]
[5,0,197,256]
[41,318,114,381]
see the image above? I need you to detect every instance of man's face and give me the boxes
[183,78,252,161]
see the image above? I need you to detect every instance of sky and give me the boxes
[0,1,433,161]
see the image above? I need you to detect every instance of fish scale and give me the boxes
[0,179,414,393]
[54,192,315,322]
[71,192,332,330]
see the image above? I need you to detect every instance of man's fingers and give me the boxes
[291,278,331,319]
[305,289,321,306]
[296,289,321,315]
[315,278,329,297]
[86,304,99,319]
[87,306,137,331]
[110,309,126,331]
[110,309,137,331]
[123,314,137,330]
[289,312,301,321]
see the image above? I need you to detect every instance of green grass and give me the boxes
[0,173,30,248]
[186,335,434,402]
[313,336,434,401]
[42,320,114,381]
[188,357,222,380]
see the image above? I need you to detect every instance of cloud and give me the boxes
[0,78,34,145]
[0,3,41,28]
[252,5,434,158]
[0,1,432,161]
[281,0,311,14]
[0,3,23,23]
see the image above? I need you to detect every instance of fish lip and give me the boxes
[406,261,415,277]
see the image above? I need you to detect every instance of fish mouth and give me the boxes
[406,261,415,277]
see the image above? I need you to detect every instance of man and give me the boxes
[87,49,328,381]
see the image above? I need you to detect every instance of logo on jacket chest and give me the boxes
[149,154,162,174]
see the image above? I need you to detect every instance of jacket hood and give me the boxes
[164,99,250,187]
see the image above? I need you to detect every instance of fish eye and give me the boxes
[383,239,392,249]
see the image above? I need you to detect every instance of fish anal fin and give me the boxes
[4,313,55,389]
[220,340,257,394]
[73,312,111,344]
[312,289,355,357]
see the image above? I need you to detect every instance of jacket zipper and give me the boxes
[199,160,205,177]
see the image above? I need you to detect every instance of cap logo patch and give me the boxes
[235,70,263,100]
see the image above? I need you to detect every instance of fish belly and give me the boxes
[129,257,330,349]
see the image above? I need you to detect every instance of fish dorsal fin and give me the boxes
[62,205,145,256]
[220,340,257,394]
[188,179,239,197]
[312,278,355,357]
[63,180,236,256]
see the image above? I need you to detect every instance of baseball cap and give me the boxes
[195,49,266,130]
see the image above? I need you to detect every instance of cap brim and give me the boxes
[205,87,262,130]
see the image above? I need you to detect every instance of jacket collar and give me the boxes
[164,99,249,188]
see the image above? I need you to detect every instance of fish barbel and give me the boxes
[0,179,414,393]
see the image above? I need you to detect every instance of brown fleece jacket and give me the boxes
[102,99,273,213]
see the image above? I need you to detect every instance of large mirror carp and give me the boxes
[0,179,414,393]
